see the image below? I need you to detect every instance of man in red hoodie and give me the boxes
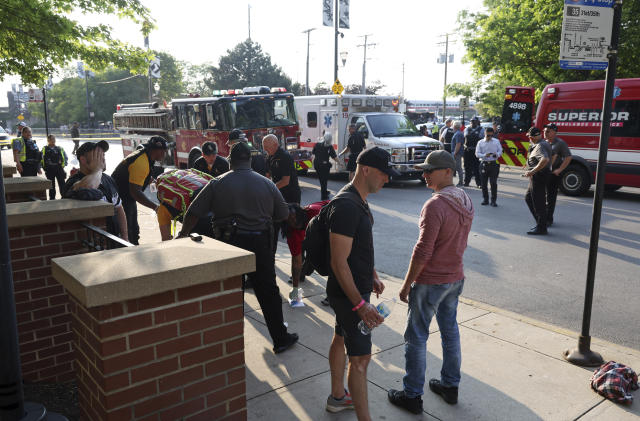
[388,150,474,414]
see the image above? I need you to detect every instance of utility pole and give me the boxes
[401,63,405,98]
[248,4,251,40]
[302,28,316,96]
[145,35,152,102]
[334,0,339,83]
[357,34,376,94]
[437,33,454,120]
[84,71,92,128]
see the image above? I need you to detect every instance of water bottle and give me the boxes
[288,288,304,307]
[149,182,157,193]
[358,298,396,335]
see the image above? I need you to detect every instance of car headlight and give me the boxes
[286,143,297,150]
[390,147,406,163]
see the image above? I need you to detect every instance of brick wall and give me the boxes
[9,218,106,383]
[69,276,246,421]
[5,190,47,203]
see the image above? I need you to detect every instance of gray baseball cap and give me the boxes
[414,150,456,172]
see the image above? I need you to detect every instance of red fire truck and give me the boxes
[498,80,640,195]
[113,87,312,171]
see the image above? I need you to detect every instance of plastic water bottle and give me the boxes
[288,288,304,307]
[358,298,396,335]
[149,182,157,193]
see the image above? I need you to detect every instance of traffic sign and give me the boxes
[17,114,24,121]
[559,0,613,70]
[459,97,469,111]
[332,79,344,95]
[28,88,44,102]
[149,58,161,78]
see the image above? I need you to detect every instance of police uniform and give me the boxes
[192,155,229,177]
[41,145,68,200]
[184,142,297,352]
[525,130,552,234]
[12,135,41,176]
[463,121,484,187]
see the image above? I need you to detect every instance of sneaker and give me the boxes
[388,389,423,414]
[321,296,330,306]
[273,333,298,354]
[429,379,458,405]
[326,390,354,412]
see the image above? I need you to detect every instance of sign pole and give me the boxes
[563,0,623,367]
[42,88,50,138]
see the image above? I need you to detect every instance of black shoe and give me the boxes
[527,226,548,235]
[273,333,299,354]
[429,379,458,405]
[463,183,470,187]
[321,296,330,306]
[481,200,489,206]
[388,389,423,414]
[490,202,498,207]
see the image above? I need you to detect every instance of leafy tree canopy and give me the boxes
[204,40,294,92]
[0,0,153,85]
[459,0,640,116]
[344,80,386,95]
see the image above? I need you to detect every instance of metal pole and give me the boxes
[248,4,251,40]
[401,63,405,98]
[303,28,315,96]
[42,88,50,138]
[0,152,25,421]
[443,34,449,120]
[334,0,339,83]
[361,35,367,95]
[84,72,91,128]
[563,0,622,367]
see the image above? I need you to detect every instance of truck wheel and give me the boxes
[560,165,590,196]
[187,148,201,169]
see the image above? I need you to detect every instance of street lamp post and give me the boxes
[333,0,339,83]
[302,28,316,96]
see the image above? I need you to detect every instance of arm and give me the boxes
[275,175,290,189]
[330,232,384,328]
[178,180,216,237]
[12,147,22,174]
[72,148,105,190]
[553,156,572,176]
[453,141,461,156]
[475,143,484,159]
[525,157,550,177]
[496,140,503,158]
[129,183,158,210]
[115,205,129,242]
[338,146,350,157]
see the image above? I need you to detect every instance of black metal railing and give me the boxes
[82,223,134,251]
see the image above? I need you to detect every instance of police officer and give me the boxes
[111,136,168,245]
[463,116,484,187]
[339,124,366,181]
[191,141,229,177]
[179,142,299,354]
[12,126,41,176]
[312,133,339,200]
[226,128,268,176]
[524,127,551,235]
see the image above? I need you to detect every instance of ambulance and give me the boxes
[295,94,443,179]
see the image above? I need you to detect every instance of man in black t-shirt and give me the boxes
[339,124,367,181]
[324,147,399,418]
[263,134,301,203]
[191,141,229,177]
[312,133,338,200]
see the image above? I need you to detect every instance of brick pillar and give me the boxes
[52,238,254,421]
[3,176,50,203]
[6,190,47,203]
[3,163,16,178]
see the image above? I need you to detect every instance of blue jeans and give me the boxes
[403,279,464,397]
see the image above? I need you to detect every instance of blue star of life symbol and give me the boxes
[512,111,521,122]
[613,86,621,98]
[324,115,332,128]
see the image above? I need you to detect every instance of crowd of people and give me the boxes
[7,117,572,419]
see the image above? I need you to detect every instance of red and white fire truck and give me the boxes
[498,80,640,195]
[113,86,312,171]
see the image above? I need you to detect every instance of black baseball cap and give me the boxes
[202,141,218,155]
[229,141,251,162]
[543,123,558,131]
[146,136,168,149]
[414,150,456,172]
[356,147,401,177]
[76,140,109,157]
[471,116,480,122]
[228,129,247,143]
[527,127,541,136]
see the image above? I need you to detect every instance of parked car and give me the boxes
[0,126,12,149]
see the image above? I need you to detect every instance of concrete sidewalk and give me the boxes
[243,250,640,421]
[132,196,640,420]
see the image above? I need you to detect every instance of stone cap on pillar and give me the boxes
[6,198,114,228]
[3,176,51,195]
[3,163,17,177]
[52,237,255,308]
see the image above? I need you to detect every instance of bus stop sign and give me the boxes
[559,0,614,70]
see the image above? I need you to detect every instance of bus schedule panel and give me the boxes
[559,0,613,71]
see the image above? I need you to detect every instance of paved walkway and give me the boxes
[133,193,640,421]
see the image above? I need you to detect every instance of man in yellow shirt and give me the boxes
[111,136,168,244]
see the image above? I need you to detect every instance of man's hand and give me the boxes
[373,275,385,298]
[399,282,411,303]
[524,170,533,178]
[357,302,384,328]
[16,161,22,174]
[552,169,561,176]
[86,147,104,173]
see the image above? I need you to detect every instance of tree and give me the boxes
[344,80,386,95]
[204,40,294,91]
[313,82,331,95]
[458,0,640,115]
[154,52,185,102]
[0,0,153,86]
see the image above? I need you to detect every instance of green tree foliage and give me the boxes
[154,52,185,102]
[204,40,295,91]
[313,82,331,95]
[0,0,153,86]
[344,80,386,95]
[459,0,640,116]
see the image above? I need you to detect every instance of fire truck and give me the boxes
[295,94,443,179]
[498,80,640,195]
[113,87,312,171]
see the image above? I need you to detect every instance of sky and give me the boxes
[1,0,485,107]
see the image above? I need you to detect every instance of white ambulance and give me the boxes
[295,94,443,179]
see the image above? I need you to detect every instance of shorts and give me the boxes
[346,155,358,172]
[329,293,372,356]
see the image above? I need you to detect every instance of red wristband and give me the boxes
[352,299,365,312]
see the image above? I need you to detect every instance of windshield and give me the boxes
[366,114,420,137]
[0,127,7,134]
[227,96,297,129]
[501,100,534,134]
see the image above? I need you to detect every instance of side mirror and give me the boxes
[363,130,369,139]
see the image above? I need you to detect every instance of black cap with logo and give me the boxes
[76,140,109,157]
[356,147,401,177]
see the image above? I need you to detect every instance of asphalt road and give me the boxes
[7,137,640,350]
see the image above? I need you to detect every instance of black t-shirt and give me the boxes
[347,132,366,158]
[326,184,374,298]
[312,142,337,168]
[268,147,301,203]
[192,155,230,177]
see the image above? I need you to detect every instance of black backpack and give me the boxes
[301,190,367,276]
